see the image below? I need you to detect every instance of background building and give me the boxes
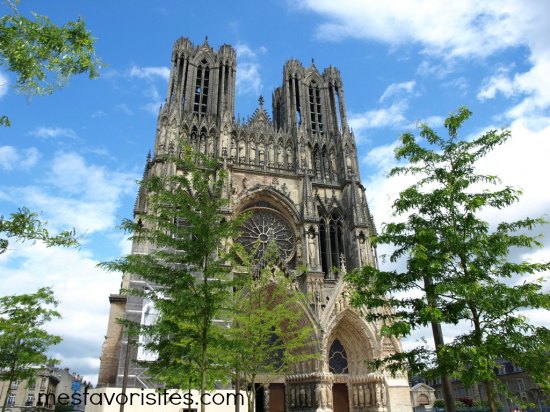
[0,367,86,412]
[0,368,58,412]
[98,37,412,412]
[422,360,548,411]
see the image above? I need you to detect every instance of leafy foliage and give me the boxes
[100,143,244,412]
[227,242,317,412]
[0,287,62,412]
[0,207,78,254]
[347,107,550,410]
[0,0,101,125]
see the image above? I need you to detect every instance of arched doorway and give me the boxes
[328,338,350,412]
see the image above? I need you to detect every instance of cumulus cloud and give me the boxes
[297,0,539,58]
[349,100,409,139]
[0,146,41,171]
[0,242,121,383]
[235,43,264,96]
[0,152,138,382]
[380,81,416,102]
[129,65,170,81]
[1,152,138,234]
[28,127,77,139]
[298,0,550,125]
[127,66,169,116]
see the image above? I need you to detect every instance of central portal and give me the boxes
[333,383,350,412]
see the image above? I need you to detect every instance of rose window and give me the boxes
[237,208,295,262]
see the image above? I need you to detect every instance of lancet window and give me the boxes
[319,210,346,278]
[309,81,323,134]
[193,60,210,115]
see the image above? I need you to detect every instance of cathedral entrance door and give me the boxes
[269,383,285,412]
[332,383,349,412]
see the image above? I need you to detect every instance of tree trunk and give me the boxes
[1,377,14,412]
[483,380,498,412]
[469,305,497,412]
[425,276,456,412]
[201,367,206,412]
[248,386,255,412]
[430,320,456,412]
[234,371,241,412]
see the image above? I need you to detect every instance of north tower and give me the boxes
[98,37,412,412]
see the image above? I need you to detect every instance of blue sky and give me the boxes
[1,0,549,383]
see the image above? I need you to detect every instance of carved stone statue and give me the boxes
[199,136,206,153]
[359,236,368,264]
[259,143,265,163]
[308,232,317,267]
[320,385,327,408]
[287,146,293,166]
[250,142,256,162]
[269,142,274,163]
[208,138,214,156]
[231,139,237,158]
[376,383,382,407]
[277,148,284,164]
[158,125,167,147]
[239,140,245,158]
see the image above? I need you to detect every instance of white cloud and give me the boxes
[0,241,121,383]
[142,102,162,116]
[1,152,138,235]
[477,67,516,101]
[298,0,550,124]
[235,43,256,59]
[129,65,170,81]
[236,43,263,96]
[298,0,536,59]
[28,127,77,139]
[380,81,415,102]
[90,110,107,118]
[0,146,41,171]
[349,100,409,137]
[0,71,8,98]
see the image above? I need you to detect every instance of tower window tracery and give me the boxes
[309,81,323,134]
[194,61,210,115]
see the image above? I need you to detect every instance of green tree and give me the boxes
[0,207,78,254]
[1,0,101,127]
[347,107,550,412]
[228,243,316,412]
[100,144,244,412]
[0,287,62,412]
[1,0,99,252]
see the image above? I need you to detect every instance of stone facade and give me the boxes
[97,37,412,412]
[0,368,59,412]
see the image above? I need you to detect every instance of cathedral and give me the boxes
[98,37,412,412]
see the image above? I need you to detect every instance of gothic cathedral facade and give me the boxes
[98,37,412,412]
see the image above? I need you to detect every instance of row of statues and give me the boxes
[287,381,387,410]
